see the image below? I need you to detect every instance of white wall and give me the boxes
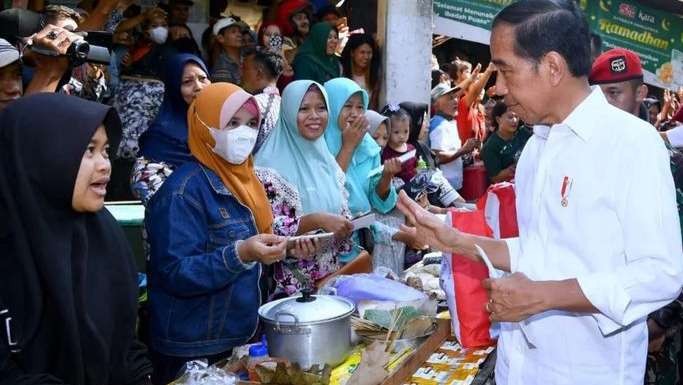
[377,0,433,107]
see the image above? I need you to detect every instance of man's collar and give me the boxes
[559,86,606,142]
[533,86,605,142]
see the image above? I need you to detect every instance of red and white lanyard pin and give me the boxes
[561,176,573,207]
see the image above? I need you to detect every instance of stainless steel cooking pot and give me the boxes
[258,289,355,369]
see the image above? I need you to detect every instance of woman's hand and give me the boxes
[320,213,354,240]
[238,234,288,265]
[341,114,369,152]
[288,238,320,260]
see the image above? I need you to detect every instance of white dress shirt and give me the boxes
[496,87,683,385]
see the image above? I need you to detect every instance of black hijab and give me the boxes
[400,101,436,169]
[0,94,151,384]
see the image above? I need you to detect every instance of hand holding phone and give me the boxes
[286,232,334,249]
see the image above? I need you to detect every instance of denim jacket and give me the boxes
[145,161,261,357]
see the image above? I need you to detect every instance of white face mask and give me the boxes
[208,125,258,164]
[149,26,168,44]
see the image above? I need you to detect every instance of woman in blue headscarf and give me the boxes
[256,80,354,295]
[132,53,211,205]
[324,78,400,215]
[323,77,401,263]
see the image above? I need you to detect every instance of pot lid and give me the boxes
[259,289,355,324]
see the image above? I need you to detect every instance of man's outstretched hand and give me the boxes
[396,190,462,253]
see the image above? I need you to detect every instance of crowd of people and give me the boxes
[1,0,683,384]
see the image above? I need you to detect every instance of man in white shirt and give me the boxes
[429,83,478,190]
[398,1,683,384]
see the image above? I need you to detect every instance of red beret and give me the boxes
[589,48,643,85]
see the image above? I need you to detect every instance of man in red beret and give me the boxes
[589,48,649,118]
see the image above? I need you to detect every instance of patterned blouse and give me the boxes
[272,167,353,296]
[131,156,352,295]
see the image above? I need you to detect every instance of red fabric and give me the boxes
[477,183,519,238]
[459,162,489,201]
[450,209,494,348]
[456,98,486,143]
[381,143,417,184]
[274,0,312,37]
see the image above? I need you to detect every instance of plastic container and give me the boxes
[247,336,269,381]
[416,156,428,171]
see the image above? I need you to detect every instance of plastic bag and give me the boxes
[322,273,427,304]
[170,360,239,385]
[320,273,436,318]
[440,209,494,348]
[476,182,518,239]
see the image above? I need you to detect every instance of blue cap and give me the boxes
[249,339,268,357]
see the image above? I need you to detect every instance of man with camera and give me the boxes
[0,18,84,111]
[0,7,110,105]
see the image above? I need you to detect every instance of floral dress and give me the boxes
[113,79,165,159]
[271,167,353,296]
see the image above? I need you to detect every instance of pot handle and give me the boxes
[274,311,300,329]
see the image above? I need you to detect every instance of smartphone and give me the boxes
[286,232,334,249]
[351,212,375,230]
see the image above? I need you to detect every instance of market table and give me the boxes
[378,318,496,385]
[235,318,496,385]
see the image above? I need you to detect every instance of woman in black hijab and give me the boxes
[0,94,152,385]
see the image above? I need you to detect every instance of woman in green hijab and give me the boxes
[293,22,341,84]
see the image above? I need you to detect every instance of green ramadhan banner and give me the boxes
[582,0,683,89]
[433,0,512,31]
[433,0,683,89]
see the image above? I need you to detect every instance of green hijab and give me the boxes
[255,80,344,215]
[293,22,340,82]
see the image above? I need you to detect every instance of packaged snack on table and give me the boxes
[438,341,463,356]
[411,366,453,385]
[447,366,478,385]
[329,346,363,385]
[458,353,487,365]
[446,375,475,385]
[425,352,461,370]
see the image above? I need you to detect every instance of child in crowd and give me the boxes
[381,105,417,184]
[366,110,389,148]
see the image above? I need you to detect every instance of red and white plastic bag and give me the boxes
[439,209,495,348]
[476,182,518,239]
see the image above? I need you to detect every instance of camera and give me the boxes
[0,8,111,66]
[31,31,111,66]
